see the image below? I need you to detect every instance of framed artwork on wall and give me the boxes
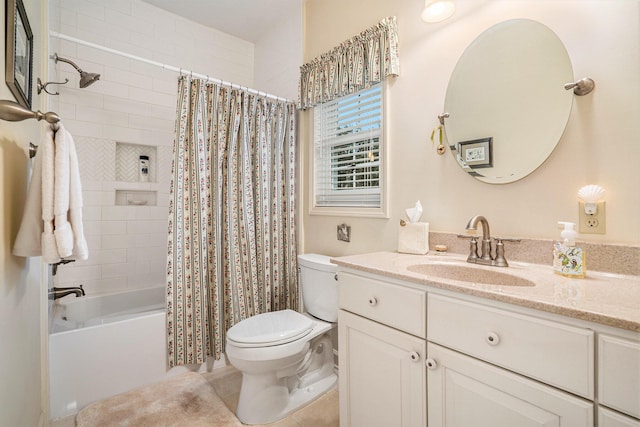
[458,137,493,169]
[5,0,33,109]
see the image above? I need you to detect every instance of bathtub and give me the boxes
[49,286,168,419]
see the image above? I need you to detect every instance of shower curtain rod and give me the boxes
[49,31,295,104]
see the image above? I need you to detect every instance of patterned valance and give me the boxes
[299,16,400,110]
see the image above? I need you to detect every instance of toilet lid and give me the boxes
[227,309,314,347]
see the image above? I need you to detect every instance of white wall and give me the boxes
[0,0,46,424]
[301,0,640,256]
[254,1,303,101]
[50,0,256,293]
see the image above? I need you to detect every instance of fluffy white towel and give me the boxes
[53,123,88,261]
[13,123,88,263]
[42,126,60,263]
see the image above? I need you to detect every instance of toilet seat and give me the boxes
[227,309,314,348]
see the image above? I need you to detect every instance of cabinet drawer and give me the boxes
[339,272,426,338]
[599,334,640,419]
[428,294,594,398]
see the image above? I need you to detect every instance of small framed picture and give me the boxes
[5,0,34,109]
[458,137,493,169]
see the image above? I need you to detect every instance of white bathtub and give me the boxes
[49,286,168,419]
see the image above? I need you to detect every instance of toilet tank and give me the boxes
[298,254,338,322]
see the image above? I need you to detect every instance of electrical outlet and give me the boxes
[578,201,605,234]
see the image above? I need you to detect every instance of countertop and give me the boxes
[331,251,640,332]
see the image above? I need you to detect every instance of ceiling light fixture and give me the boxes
[421,0,456,23]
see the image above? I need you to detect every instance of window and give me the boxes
[312,84,386,216]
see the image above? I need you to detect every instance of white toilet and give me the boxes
[225,253,338,425]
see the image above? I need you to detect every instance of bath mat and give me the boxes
[75,371,242,427]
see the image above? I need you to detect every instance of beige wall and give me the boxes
[301,0,640,257]
[0,0,47,425]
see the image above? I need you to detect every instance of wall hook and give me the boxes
[564,77,595,96]
[37,77,70,96]
[438,112,449,125]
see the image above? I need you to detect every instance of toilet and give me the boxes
[225,253,338,425]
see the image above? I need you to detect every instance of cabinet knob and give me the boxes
[409,351,421,362]
[368,297,378,306]
[486,331,500,346]
[426,358,438,370]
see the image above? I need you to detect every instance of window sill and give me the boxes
[309,205,389,219]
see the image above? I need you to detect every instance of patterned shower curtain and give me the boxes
[166,77,299,367]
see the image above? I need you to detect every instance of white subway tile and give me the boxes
[126,219,167,234]
[103,66,152,91]
[63,119,105,139]
[83,190,103,206]
[76,106,129,127]
[83,220,101,236]
[61,0,105,21]
[83,206,102,221]
[129,87,175,107]
[101,234,135,249]
[128,114,173,132]
[105,8,154,35]
[101,220,127,235]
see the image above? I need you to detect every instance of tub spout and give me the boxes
[49,285,85,300]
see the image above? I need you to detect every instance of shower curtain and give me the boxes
[166,77,298,367]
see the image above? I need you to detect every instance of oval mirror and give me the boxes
[444,19,574,184]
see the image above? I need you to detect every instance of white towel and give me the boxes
[53,123,88,261]
[42,126,61,262]
[13,123,88,263]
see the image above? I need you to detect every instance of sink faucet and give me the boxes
[49,285,85,300]
[466,215,492,263]
[458,216,520,267]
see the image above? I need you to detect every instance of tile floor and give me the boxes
[51,365,339,426]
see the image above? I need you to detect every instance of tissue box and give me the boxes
[398,222,429,255]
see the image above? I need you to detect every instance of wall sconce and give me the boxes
[421,0,456,23]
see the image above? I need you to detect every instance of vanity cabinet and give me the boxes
[338,272,427,427]
[337,265,639,427]
[598,334,640,420]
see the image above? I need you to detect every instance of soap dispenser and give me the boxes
[553,221,586,278]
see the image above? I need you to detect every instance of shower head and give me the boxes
[52,53,101,88]
[79,71,101,88]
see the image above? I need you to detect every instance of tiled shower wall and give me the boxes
[49,0,256,293]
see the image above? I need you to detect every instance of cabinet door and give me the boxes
[427,343,593,427]
[599,407,640,427]
[339,310,426,427]
[599,334,640,419]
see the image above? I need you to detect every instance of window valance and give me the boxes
[299,16,399,110]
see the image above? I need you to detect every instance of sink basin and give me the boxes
[407,263,535,287]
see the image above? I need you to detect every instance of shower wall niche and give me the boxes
[116,142,157,183]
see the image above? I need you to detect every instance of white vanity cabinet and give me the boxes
[338,272,427,427]
[598,334,640,422]
[427,294,594,426]
[337,264,639,427]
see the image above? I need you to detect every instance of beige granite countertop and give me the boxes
[331,251,640,332]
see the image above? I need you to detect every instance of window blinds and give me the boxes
[314,84,382,208]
